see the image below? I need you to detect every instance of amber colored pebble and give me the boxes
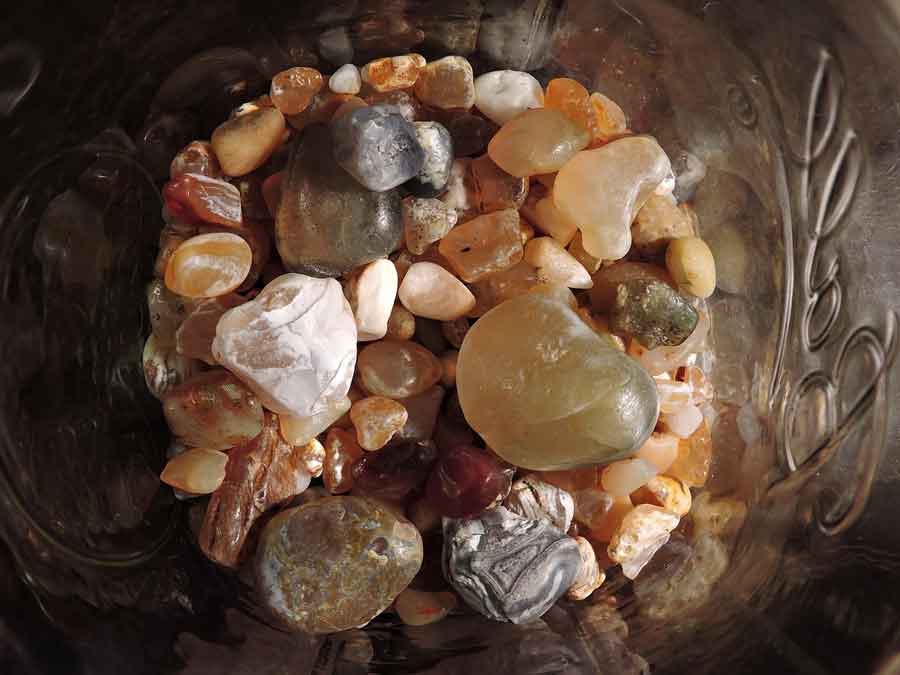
[386,303,416,340]
[397,385,445,443]
[164,232,252,298]
[332,96,368,120]
[487,108,591,178]
[587,495,633,543]
[666,420,712,487]
[631,475,692,517]
[361,54,426,93]
[466,261,538,317]
[170,141,222,180]
[324,427,365,494]
[211,107,286,177]
[295,438,326,478]
[175,293,245,364]
[279,396,352,447]
[270,67,325,115]
[160,448,228,495]
[155,222,197,278]
[589,92,628,145]
[545,78,598,138]
[470,153,528,213]
[568,231,603,274]
[438,209,523,283]
[537,466,601,493]
[285,91,354,131]
[350,396,409,451]
[441,317,469,349]
[163,174,242,228]
[414,56,475,110]
[357,341,443,399]
[590,261,675,313]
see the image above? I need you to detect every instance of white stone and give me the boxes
[523,237,593,289]
[344,259,398,341]
[601,457,658,497]
[662,404,704,439]
[608,504,680,580]
[567,536,605,601]
[474,70,544,126]
[142,334,199,399]
[212,273,357,418]
[398,262,475,321]
[329,63,361,95]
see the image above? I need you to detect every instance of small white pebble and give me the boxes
[608,504,680,580]
[524,237,593,289]
[474,70,544,126]
[662,404,703,439]
[601,457,658,497]
[398,262,475,321]
[329,63,362,95]
[344,259,398,342]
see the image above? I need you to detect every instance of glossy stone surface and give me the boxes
[407,121,454,197]
[545,78,598,138]
[396,386,444,442]
[456,293,659,470]
[211,107,286,177]
[414,56,476,110]
[609,279,699,350]
[175,293,244,364]
[332,105,425,192]
[523,238,592,288]
[504,476,574,532]
[667,420,712,488]
[164,232,252,299]
[607,504,679,580]
[270,67,324,115]
[213,274,357,418]
[402,197,457,255]
[360,54,426,92]
[589,92,628,144]
[324,428,365,494]
[442,506,581,624]
[398,262,475,321]
[160,448,228,495]
[279,396,352,447]
[590,262,675,313]
[470,153,529,213]
[143,333,199,399]
[357,341,443,399]
[632,193,695,256]
[350,396,408,451]
[426,445,513,518]
[438,209,523,283]
[255,496,423,633]
[170,141,222,180]
[343,259,398,342]
[163,173,242,228]
[350,440,438,502]
[162,370,264,451]
[474,70,544,125]
[567,536,605,601]
[487,109,590,178]
[276,125,402,277]
[329,63,361,95]
[467,261,538,317]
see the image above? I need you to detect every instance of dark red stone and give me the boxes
[426,445,514,518]
[351,440,438,502]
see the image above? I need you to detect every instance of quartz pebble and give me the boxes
[279,396,352,446]
[365,89,423,123]
[165,232,252,299]
[332,96,368,120]
[361,54,427,92]
[170,141,222,180]
[457,292,659,470]
[567,231,602,274]
[589,92,628,144]
[666,236,717,299]
[402,198,457,255]
[654,373,694,413]
[163,173,242,228]
[545,78,598,138]
[175,293,244,364]
[358,340,443,399]
[407,121,454,197]
[667,421,712,488]
[554,136,673,260]
[524,237,593,289]
[471,153,529,213]
[397,386,445,444]
[607,504,680,580]
[526,196,577,246]
[211,107,286,176]
[488,108,590,177]
[324,427,365,494]
[162,370,264,450]
[147,279,193,346]
[414,56,475,110]
[276,126,402,277]
[332,105,425,192]
[386,303,416,340]
[609,279,699,350]
[467,261,538,316]
[351,440,438,502]
[601,458,658,497]
[344,259,398,341]
[213,273,357,418]
[398,262,475,321]
[504,476,574,532]
[296,439,326,478]
[567,536,605,601]
[143,334,199,399]
[662,404,704,439]
[350,396,409,451]
[161,448,228,495]
[255,496,423,633]
[588,495,634,544]
[426,445,513,518]
[632,476,692,517]
[442,506,581,624]
[395,589,457,626]
[329,63,362,95]
[634,432,680,473]
[270,67,325,115]
[590,262,675,313]
[473,70,544,125]
[438,208,523,282]
[632,194,696,256]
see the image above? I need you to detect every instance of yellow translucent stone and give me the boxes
[487,109,590,178]
[164,233,252,299]
[438,209,523,283]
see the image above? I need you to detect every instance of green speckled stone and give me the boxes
[255,496,423,634]
[609,279,698,350]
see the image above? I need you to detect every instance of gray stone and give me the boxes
[504,477,575,533]
[275,124,402,277]
[609,279,699,350]
[406,121,454,198]
[332,105,425,192]
[442,506,581,624]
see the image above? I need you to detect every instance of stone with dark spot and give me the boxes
[609,279,698,350]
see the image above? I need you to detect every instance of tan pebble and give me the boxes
[164,232,252,298]
[634,432,680,473]
[403,197,458,255]
[654,373,694,414]
[667,421,712,488]
[567,231,603,274]
[344,259,398,341]
[398,262,475,321]
[170,141,222,180]
[601,458,658,497]
[607,504,680,580]
[296,438,326,478]
[470,153,529,213]
[270,67,324,115]
[386,303,416,340]
[589,92,628,144]
[632,193,696,256]
[332,96,368,120]
[143,334,200,399]
[631,475,692,516]
[414,56,475,110]
[395,588,457,626]
[211,107,286,177]
[438,209,523,282]
[279,396,352,446]
[567,536,605,600]
[519,218,535,246]
[161,448,228,495]
[524,237,593,289]
[361,54,426,92]
[665,236,717,298]
[350,396,409,451]
[175,293,244,365]
[587,495,633,544]
[488,108,590,178]
[440,350,458,387]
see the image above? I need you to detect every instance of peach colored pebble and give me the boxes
[270,67,324,115]
[360,54,426,92]
[631,475,692,517]
[279,396,352,446]
[350,396,409,451]
[386,303,416,340]
[634,432,680,473]
[601,458,658,497]
[398,262,476,321]
[211,107,286,177]
[164,233,252,298]
[589,92,627,144]
[161,448,228,495]
[395,588,457,626]
[523,237,593,289]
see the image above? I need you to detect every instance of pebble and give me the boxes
[667,421,712,488]
[632,194,696,256]
[634,432,680,473]
[344,259,398,341]
[323,428,364,494]
[403,198,457,255]
[441,317,469,349]
[143,334,199,399]
[270,67,325,115]
[147,278,194,346]
[170,141,222,180]
[588,495,634,544]
[438,208,523,282]
[255,496,423,633]
[567,231,602,274]
[406,121,454,197]
[279,396,352,446]
[473,70,544,125]
[447,113,498,157]
[457,292,659,470]
[440,351,458,387]
[161,448,228,495]
[414,56,475,110]
[545,78,598,138]
[526,196,578,246]
[296,438,326,478]
[654,373,694,413]
[607,504,680,580]
[666,236,717,299]
[705,222,747,294]
[276,125,402,277]
[442,506,581,624]
[350,396,409,451]
[662,404,704,439]
[332,96,367,120]
[398,386,445,443]
[601,458,658,497]
[523,237,593,289]
[211,107,286,176]
[471,153,529,213]
[386,303,417,340]
[439,158,477,221]
[357,340,443,398]
[351,440,438,502]
[504,476,574,532]
[360,53,427,92]
[553,136,673,260]
[609,278,699,350]
[364,89,423,123]
[163,173,242,228]
[589,92,628,144]
[329,63,362,95]
[591,263,673,312]
[175,293,244,364]
[286,90,354,130]
[395,589,457,626]
[332,105,425,192]
[162,370,264,450]
[631,476,692,517]
[633,310,710,376]
[165,232,252,298]
[426,445,513,518]
[398,262,476,321]
[261,171,284,218]
[488,108,590,177]
[212,273,357,418]
[467,261,537,316]
[567,536,605,601]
